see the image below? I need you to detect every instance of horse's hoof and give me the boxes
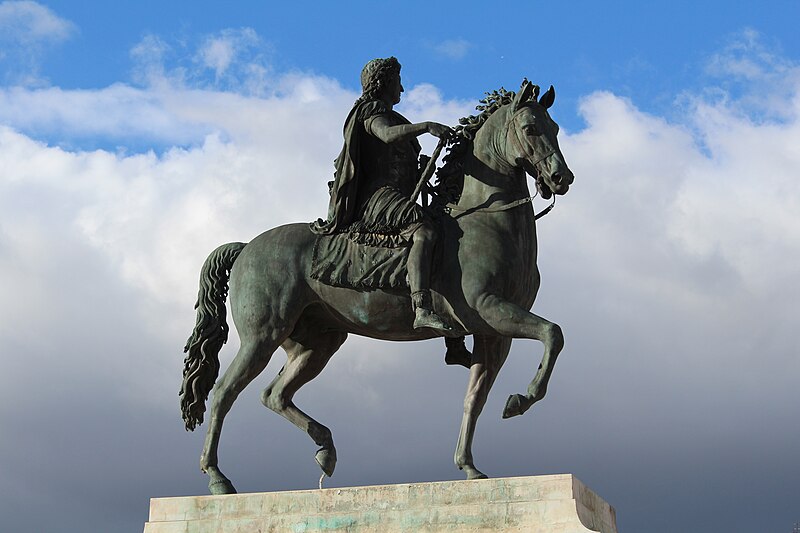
[461,465,489,480]
[502,393,529,419]
[208,477,237,495]
[315,446,337,477]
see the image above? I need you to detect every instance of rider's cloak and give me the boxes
[310,98,419,235]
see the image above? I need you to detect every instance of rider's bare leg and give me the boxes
[408,220,452,331]
[454,335,510,479]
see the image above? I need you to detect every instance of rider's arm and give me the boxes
[367,115,452,144]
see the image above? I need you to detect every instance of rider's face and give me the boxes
[385,74,403,105]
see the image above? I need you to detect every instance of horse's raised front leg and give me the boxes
[262,331,347,479]
[454,335,511,479]
[477,296,564,419]
[200,335,279,495]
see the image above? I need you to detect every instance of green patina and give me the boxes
[291,509,499,532]
[293,513,371,532]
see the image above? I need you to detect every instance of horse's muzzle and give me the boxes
[546,170,573,196]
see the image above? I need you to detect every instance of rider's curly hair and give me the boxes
[356,57,401,104]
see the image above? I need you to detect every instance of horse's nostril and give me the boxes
[551,173,563,184]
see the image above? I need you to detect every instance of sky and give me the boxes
[0,1,798,532]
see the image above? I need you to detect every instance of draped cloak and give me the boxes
[310,99,422,238]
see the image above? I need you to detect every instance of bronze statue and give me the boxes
[180,57,574,495]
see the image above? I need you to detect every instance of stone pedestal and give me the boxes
[143,473,617,532]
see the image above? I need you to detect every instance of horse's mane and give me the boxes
[456,85,519,141]
[433,84,523,206]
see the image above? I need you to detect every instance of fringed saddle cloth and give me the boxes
[310,230,411,291]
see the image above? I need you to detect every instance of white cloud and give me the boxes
[0,1,76,86]
[706,28,788,80]
[0,84,206,144]
[197,28,261,80]
[0,72,357,149]
[704,29,800,121]
[0,0,75,43]
[0,80,357,315]
[130,33,173,87]
[431,38,471,60]
[131,28,273,95]
[397,82,473,153]
[551,73,800,416]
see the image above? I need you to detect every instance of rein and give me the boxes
[444,193,555,220]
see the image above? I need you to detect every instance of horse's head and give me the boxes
[502,81,574,198]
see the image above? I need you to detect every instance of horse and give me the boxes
[180,80,574,494]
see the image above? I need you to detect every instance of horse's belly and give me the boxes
[310,284,438,341]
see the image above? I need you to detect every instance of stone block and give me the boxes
[143,474,617,532]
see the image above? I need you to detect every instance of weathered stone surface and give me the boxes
[143,474,617,532]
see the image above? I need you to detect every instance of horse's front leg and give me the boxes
[454,335,511,479]
[476,296,564,418]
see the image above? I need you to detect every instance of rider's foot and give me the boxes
[413,308,453,331]
[445,336,472,368]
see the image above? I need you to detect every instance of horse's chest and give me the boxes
[458,217,537,298]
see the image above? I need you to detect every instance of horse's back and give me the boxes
[238,221,315,271]
[229,223,316,322]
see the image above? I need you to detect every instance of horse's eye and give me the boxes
[523,124,539,136]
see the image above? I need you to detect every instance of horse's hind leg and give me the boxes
[200,335,279,494]
[477,296,564,419]
[261,331,347,478]
[454,335,511,479]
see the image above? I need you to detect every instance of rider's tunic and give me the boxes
[311,99,425,246]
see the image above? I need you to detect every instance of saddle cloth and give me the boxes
[310,232,410,291]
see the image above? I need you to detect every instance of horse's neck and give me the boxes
[457,110,519,201]
[452,116,537,245]
[458,128,532,212]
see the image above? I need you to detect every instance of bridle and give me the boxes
[444,109,558,220]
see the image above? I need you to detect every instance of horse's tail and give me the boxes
[180,241,247,431]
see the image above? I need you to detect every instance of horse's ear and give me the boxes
[539,85,555,109]
[512,80,538,112]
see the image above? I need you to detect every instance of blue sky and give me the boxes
[1,2,799,533]
[7,1,800,142]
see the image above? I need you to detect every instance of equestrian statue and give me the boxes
[180,56,575,495]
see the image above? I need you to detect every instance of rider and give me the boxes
[311,56,454,332]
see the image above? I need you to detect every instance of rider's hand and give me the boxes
[426,122,454,141]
